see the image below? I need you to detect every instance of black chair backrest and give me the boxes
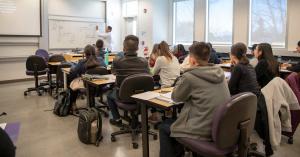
[118,74,154,102]
[49,54,65,62]
[86,67,108,75]
[26,55,47,72]
[212,92,257,149]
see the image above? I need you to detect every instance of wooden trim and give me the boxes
[0,76,47,85]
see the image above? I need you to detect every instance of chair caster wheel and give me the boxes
[38,92,42,96]
[24,92,28,96]
[132,143,138,149]
[288,138,293,144]
[153,134,158,140]
[111,136,116,142]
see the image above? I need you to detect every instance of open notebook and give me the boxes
[132,91,174,103]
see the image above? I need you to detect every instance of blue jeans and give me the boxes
[159,118,184,157]
[107,89,120,120]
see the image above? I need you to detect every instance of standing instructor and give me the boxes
[97,25,112,51]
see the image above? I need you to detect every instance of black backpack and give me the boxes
[53,90,72,117]
[77,108,103,146]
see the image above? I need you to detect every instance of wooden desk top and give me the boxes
[132,87,176,109]
[48,62,61,66]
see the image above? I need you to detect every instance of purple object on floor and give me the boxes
[4,122,20,144]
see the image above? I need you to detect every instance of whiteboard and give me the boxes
[49,19,106,49]
[0,0,41,36]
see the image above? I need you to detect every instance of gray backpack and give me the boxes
[77,108,103,146]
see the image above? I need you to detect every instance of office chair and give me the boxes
[111,74,158,149]
[24,55,48,96]
[176,93,264,157]
[35,49,49,63]
[85,67,110,117]
[48,55,66,95]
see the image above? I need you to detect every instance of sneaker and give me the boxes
[109,119,122,127]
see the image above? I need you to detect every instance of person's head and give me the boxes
[249,44,257,54]
[123,35,139,53]
[151,43,159,56]
[188,42,211,66]
[296,41,300,53]
[254,43,278,74]
[158,41,172,61]
[95,39,104,51]
[230,42,249,65]
[84,44,96,58]
[106,26,112,33]
[254,43,273,60]
[177,44,186,52]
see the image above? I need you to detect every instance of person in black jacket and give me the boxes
[107,35,149,126]
[228,43,260,96]
[254,43,279,88]
[207,42,221,64]
[68,45,103,111]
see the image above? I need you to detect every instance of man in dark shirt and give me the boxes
[107,35,149,126]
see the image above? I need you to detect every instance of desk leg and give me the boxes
[86,82,90,108]
[141,103,149,157]
[63,72,67,90]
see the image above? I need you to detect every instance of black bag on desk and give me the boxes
[53,89,72,117]
[77,108,103,146]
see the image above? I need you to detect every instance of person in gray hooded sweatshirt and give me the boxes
[159,42,231,157]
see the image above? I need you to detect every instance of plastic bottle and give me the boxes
[104,48,109,65]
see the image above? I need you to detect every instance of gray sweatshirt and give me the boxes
[170,64,230,141]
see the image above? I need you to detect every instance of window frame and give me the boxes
[172,0,195,45]
[205,0,234,46]
[248,0,288,49]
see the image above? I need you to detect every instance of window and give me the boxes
[249,0,287,48]
[173,0,194,45]
[206,0,233,45]
[122,0,138,17]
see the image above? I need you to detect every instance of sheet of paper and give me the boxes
[160,92,172,99]
[0,123,7,129]
[132,91,160,100]
[224,71,231,80]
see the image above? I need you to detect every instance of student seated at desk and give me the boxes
[159,42,230,157]
[173,44,188,63]
[207,42,221,64]
[149,43,159,67]
[95,39,106,59]
[284,40,300,70]
[152,41,180,88]
[107,35,149,126]
[228,42,260,96]
[254,43,279,88]
[68,45,105,111]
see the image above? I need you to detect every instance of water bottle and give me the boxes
[104,48,109,65]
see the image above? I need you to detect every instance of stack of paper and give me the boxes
[156,92,173,103]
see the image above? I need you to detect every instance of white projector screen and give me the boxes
[0,0,41,36]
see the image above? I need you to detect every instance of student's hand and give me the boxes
[230,59,236,65]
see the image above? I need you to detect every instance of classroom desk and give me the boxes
[62,68,71,90]
[217,63,292,74]
[63,53,83,62]
[131,87,179,157]
[83,74,116,107]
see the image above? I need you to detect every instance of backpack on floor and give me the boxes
[77,108,103,146]
[53,89,71,117]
